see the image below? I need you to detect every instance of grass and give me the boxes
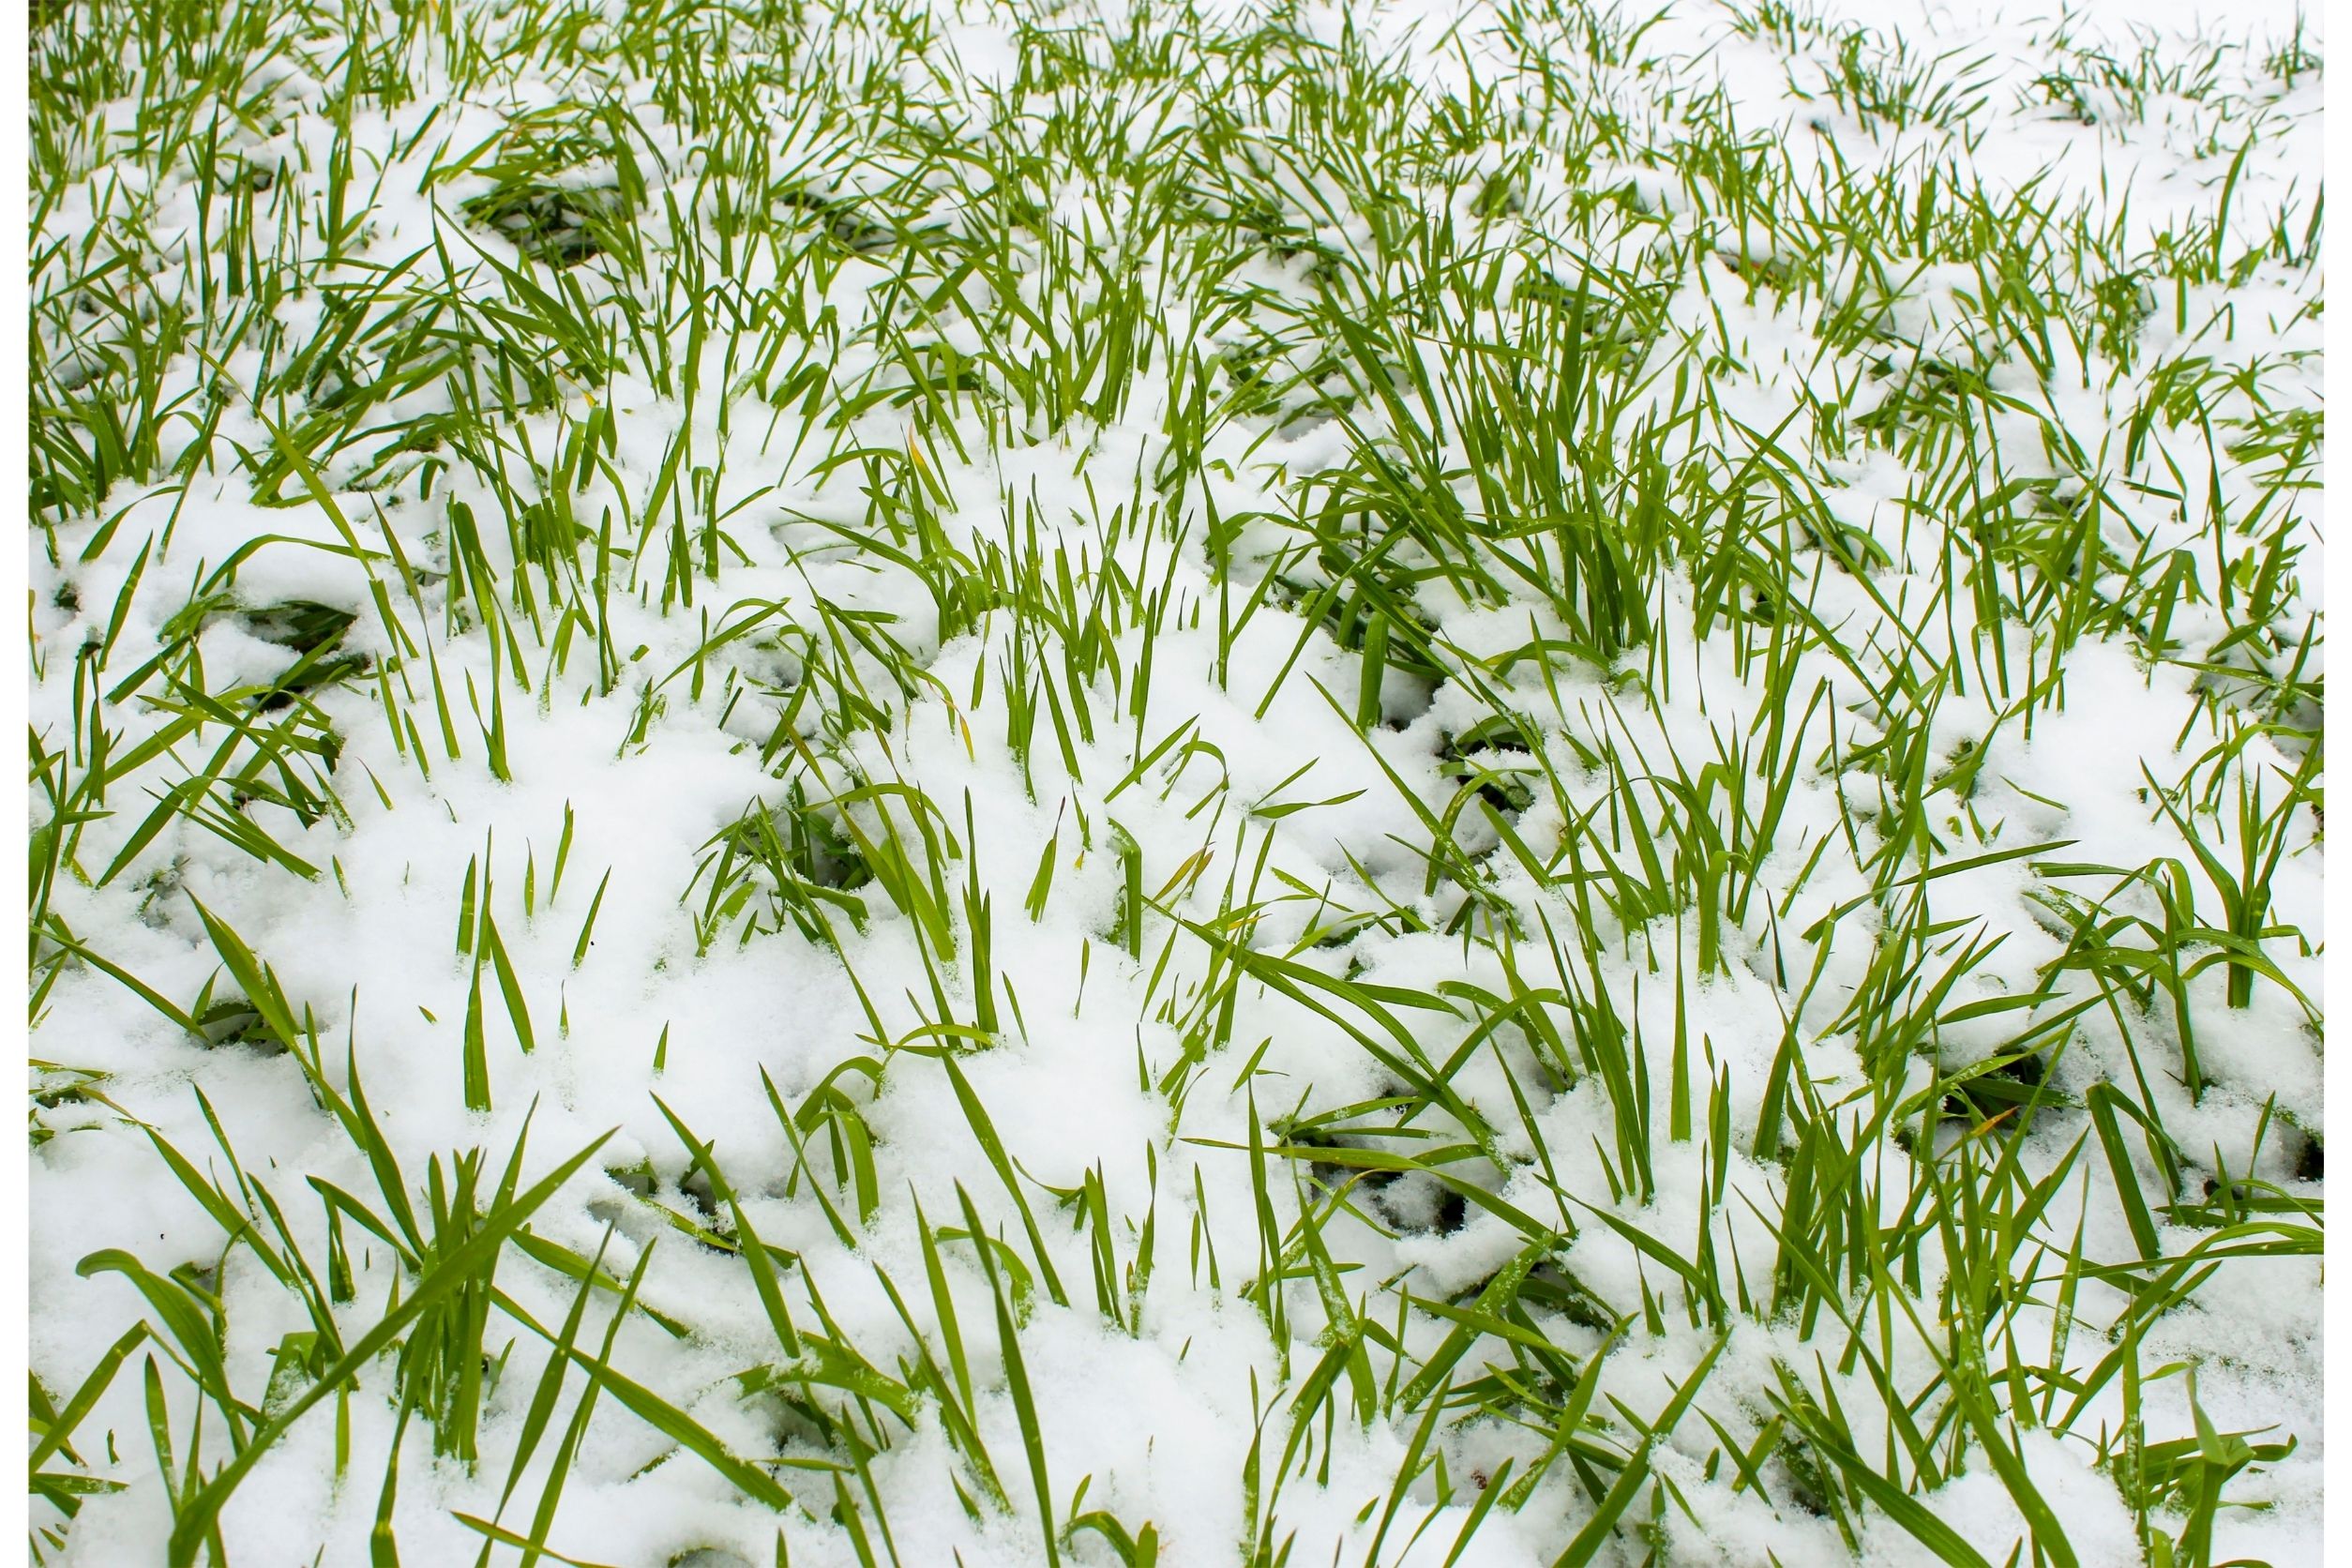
[25,1,2323,1565]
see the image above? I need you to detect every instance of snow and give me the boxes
[24,0,2324,1563]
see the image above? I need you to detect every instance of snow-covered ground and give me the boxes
[27,1,2323,1564]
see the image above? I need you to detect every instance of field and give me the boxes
[26,1,2325,1564]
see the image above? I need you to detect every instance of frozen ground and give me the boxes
[27,1,2324,1564]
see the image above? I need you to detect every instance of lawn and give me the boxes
[26,1,2324,1564]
